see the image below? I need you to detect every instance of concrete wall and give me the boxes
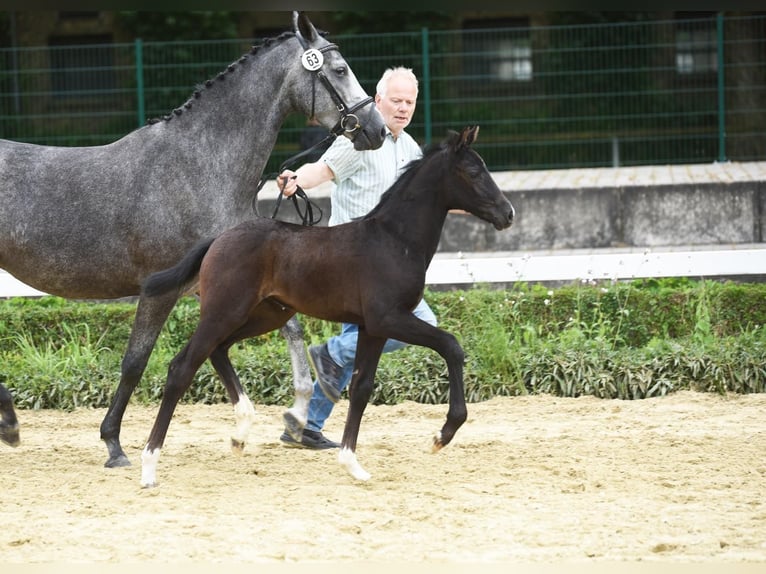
[439,181,765,252]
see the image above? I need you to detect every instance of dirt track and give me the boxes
[2,391,766,565]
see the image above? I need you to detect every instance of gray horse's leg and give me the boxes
[101,292,179,467]
[0,383,20,447]
[280,316,313,441]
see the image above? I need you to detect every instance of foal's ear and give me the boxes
[293,12,319,44]
[460,126,480,148]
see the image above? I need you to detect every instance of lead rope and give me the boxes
[253,131,335,226]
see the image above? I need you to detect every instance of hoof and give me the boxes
[231,437,245,454]
[141,481,158,489]
[0,424,20,447]
[282,411,305,442]
[104,454,132,468]
[431,432,444,453]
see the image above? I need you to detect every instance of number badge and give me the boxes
[301,49,324,71]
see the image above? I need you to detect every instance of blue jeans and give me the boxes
[305,298,437,433]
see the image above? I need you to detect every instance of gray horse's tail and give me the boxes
[142,237,215,297]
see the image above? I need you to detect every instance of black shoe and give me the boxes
[308,343,343,403]
[280,429,340,450]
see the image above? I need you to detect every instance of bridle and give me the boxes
[294,30,375,138]
[253,31,376,225]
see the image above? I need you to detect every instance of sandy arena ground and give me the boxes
[2,391,766,569]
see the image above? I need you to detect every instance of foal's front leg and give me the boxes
[338,330,385,481]
[369,312,468,453]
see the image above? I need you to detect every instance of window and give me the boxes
[48,34,115,98]
[675,13,717,74]
[493,38,532,81]
[463,18,532,83]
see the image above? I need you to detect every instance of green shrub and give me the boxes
[0,278,764,409]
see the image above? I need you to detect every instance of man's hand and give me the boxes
[277,170,299,197]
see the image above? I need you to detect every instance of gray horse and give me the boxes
[0,383,19,447]
[0,12,385,466]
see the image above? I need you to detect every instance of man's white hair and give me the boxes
[376,67,418,98]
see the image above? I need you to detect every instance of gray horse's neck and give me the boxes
[141,39,294,209]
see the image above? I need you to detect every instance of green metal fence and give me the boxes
[1,14,764,173]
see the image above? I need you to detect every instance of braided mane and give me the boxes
[147,31,302,125]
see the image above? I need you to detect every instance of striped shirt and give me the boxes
[321,128,422,226]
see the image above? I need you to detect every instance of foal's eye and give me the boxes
[464,161,486,177]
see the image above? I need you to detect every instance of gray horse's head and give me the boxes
[291,12,385,151]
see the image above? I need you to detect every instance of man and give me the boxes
[277,67,437,449]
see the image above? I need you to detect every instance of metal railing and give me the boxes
[1,13,764,173]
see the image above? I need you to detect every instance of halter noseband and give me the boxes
[294,32,375,137]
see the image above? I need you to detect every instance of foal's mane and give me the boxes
[363,138,450,220]
[147,29,327,125]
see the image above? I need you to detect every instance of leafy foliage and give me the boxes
[0,279,764,410]
[114,12,240,42]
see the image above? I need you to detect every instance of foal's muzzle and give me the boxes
[492,202,515,230]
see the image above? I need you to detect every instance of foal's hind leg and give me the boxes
[101,291,178,467]
[141,300,295,488]
[141,331,217,488]
[208,346,256,455]
[280,316,314,441]
[207,301,298,453]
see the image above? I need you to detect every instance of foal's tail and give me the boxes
[142,237,215,298]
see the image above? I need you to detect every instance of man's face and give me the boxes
[375,76,417,137]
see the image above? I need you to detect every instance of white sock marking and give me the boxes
[338,447,371,481]
[232,394,256,448]
[140,446,160,488]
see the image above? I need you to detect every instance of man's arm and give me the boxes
[278,161,335,197]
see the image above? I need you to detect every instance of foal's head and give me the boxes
[439,126,515,230]
[367,126,514,230]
